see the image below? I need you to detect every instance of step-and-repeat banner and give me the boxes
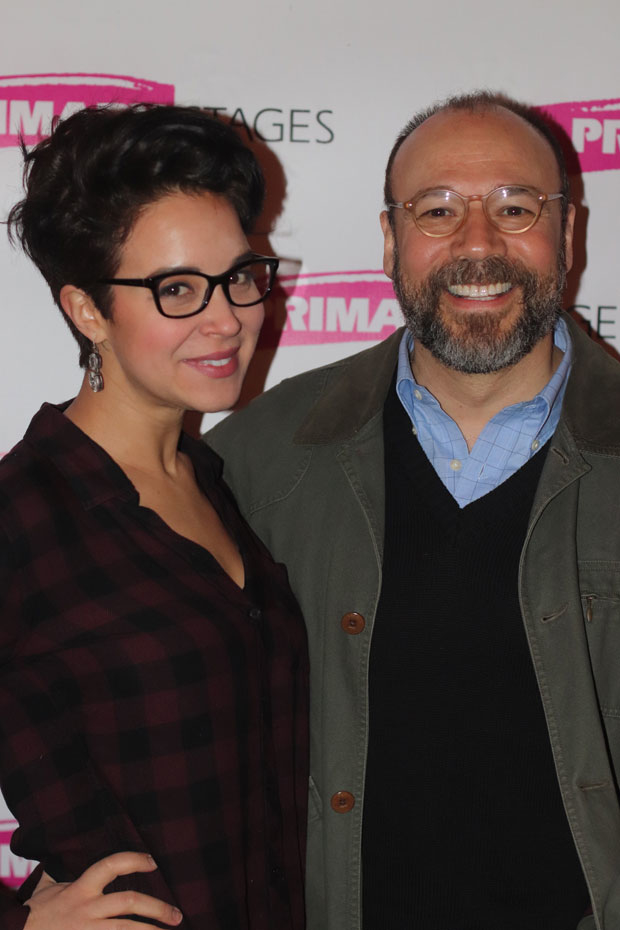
[0,0,618,888]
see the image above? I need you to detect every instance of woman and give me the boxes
[0,105,308,929]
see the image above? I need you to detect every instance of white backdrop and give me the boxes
[0,0,618,886]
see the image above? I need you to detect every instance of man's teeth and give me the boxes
[447,282,512,298]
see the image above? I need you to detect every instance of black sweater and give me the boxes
[362,384,589,930]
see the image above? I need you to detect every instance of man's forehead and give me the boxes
[391,106,561,194]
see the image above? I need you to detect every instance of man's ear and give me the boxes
[563,203,576,274]
[59,285,106,342]
[380,210,395,279]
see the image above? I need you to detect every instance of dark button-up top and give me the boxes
[0,403,309,930]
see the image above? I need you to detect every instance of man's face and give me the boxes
[381,107,576,374]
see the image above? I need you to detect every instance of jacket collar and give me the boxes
[294,328,403,444]
[294,314,620,454]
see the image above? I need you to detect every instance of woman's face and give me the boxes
[97,190,264,417]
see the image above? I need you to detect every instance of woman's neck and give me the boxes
[65,377,186,479]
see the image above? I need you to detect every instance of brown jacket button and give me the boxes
[331,791,355,812]
[341,612,365,634]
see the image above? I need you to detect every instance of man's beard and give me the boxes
[392,247,567,374]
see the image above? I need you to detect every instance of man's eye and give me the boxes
[500,205,533,217]
[418,207,455,219]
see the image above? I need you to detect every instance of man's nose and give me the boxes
[449,202,507,260]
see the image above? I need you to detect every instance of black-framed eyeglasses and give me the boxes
[387,186,564,237]
[99,255,279,319]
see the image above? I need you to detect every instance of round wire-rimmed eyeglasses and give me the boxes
[98,254,279,319]
[386,186,565,238]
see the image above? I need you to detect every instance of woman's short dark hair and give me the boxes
[7,104,266,365]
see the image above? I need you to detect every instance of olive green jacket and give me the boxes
[208,313,620,930]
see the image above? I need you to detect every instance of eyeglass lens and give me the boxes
[156,260,274,316]
[412,187,543,235]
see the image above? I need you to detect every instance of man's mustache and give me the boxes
[429,256,534,288]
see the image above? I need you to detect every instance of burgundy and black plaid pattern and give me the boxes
[0,404,309,929]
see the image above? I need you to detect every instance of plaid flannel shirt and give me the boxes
[0,403,309,930]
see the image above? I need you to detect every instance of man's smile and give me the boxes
[446,282,514,299]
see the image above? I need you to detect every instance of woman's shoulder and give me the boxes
[0,442,51,544]
[0,433,44,492]
[0,405,70,536]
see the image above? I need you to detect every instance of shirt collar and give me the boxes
[21,402,220,510]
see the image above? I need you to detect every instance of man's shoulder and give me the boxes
[206,332,402,507]
[213,358,336,439]
[207,330,402,454]
[206,364,334,467]
[205,361,335,510]
[563,314,620,451]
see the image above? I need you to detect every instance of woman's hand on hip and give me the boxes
[23,851,183,929]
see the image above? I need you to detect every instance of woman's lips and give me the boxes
[182,347,240,378]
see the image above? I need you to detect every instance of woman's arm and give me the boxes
[23,852,182,929]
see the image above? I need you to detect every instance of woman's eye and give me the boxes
[158,280,194,299]
[229,270,252,287]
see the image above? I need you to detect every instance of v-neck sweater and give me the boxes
[362,383,589,929]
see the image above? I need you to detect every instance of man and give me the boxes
[209,92,620,930]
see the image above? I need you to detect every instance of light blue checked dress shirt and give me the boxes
[395,317,572,508]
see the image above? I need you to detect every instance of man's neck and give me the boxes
[410,333,563,451]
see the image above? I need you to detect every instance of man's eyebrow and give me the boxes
[396,186,459,200]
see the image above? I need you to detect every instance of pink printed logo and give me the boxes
[0,73,175,147]
[0,821,35,888]
[538,98,620,173]
[274,270,403,346]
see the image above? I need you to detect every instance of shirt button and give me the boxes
[531,439,540,451]
[341,612,365,635]
[450,459,462,471]
[331,791,355,813]
[248,607,262,621]
[414,389,422,400]
[411,425,418,436]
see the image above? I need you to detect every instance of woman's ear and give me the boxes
[59,285,106,342]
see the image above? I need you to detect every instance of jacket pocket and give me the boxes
[581,591,620,715]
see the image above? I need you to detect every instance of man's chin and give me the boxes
[412,304,545,375]
[417,334,528,374]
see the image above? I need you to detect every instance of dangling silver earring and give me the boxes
[87,341,103,393]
